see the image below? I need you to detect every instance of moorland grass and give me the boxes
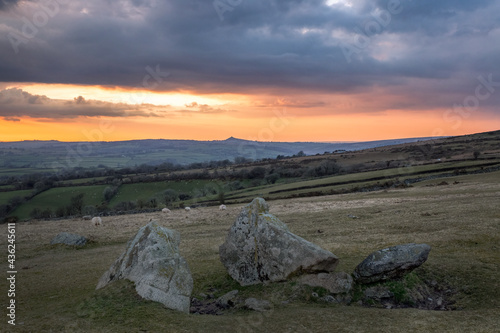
[1,171,499,332]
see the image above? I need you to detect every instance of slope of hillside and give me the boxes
[2,130,499,221]
[0,136,443,176]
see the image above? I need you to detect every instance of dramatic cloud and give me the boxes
[0,0,22,11]
[0,88,166,120]
[0,0,499,114]
[183,101,233,114]
[0,87,239,121]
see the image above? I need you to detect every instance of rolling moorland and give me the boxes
[0,136,441,177]
[0,130,499,222]
[0,132,500,332]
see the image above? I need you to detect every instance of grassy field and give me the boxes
[4,158,499,222]
[11,186,108,220]
[0,167,56,177]
[220,159,500,203]
[109,180,219,207]
[0,190,33,204]
[1,170,499,332]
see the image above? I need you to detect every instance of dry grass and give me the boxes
[1,171,499,332]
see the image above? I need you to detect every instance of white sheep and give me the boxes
[219,204,227,211]
[185,207,191,211]
[91,216,102,227]
[162,208,171,214]
[82,215,92,220]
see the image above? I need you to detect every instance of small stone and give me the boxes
[336,295,352,304]
[298,272,353,294]
[244,298,271,312]
[364,286,394,300]
[51,232,87,246]
[321,295,336,303]
[311,292,319,298]
[216,290,239,309]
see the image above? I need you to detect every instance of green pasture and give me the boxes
[0,189,33,204]
[109,180,220,207]
[11,185,108,220]
[222,160,500,203]
[58,177,108,186]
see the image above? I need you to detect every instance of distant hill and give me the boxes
[0,136,444,175]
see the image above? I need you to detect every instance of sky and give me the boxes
[0,0,500,142]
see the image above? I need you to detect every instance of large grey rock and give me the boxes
[96,221,193,313]
[353,243,431,284]
[219,198,339,286]
[51,232,87,246]
[298,272,353,294]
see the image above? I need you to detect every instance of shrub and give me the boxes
[55,207,66,218]
[66,193,85,216]
[228,181,244,191]
[30,208,42,219]
[82,205,98,216]
[304,160,340,178]
[218,191,225,204]
[162,189,179,205]
[178,193,193,201]
[248,167,266,179]
[40,208,52,219]
[114,201,136,212]
[103,186,118,202]
[265,173,280,184]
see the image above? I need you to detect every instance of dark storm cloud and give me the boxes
[0,0,499,111]
[0,88,166,120]
[0,0,22,10]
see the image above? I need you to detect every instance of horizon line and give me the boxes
[0,135,450,144]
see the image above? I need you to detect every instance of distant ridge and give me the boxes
[223,136,249,143]
[0,134,448,171]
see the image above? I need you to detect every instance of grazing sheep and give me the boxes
[91,216,102,227]
[185,207,191,211]
[162,208,171,214]
[82,215,92,220]
[219,204,227,211]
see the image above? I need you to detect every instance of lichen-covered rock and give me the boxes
[51,232,87,246]
[219,198,339,286]
[298,272,353,294]
[96,221,193,313]
[353,243,431,284]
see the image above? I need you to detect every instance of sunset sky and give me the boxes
[1,0,500,142]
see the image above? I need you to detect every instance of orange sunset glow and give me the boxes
[1,82,498,143]
[1,1,499,143]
